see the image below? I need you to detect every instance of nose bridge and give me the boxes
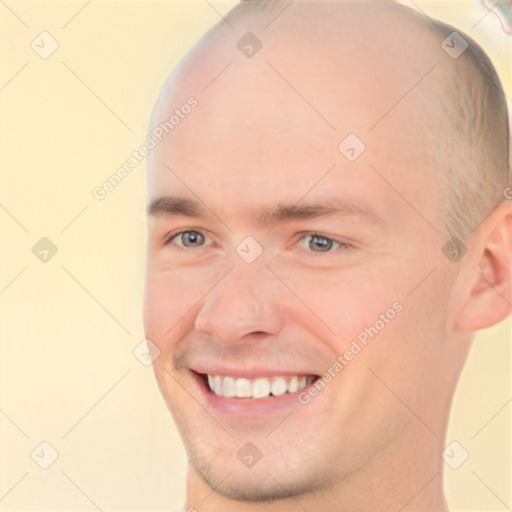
[194,256,284,343]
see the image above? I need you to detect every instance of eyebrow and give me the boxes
[148,196,202,217]
[148,195,384,227]
[256,202,382,226]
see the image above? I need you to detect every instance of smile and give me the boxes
[206,374,315,399]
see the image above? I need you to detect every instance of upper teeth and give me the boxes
[207,375,314,399]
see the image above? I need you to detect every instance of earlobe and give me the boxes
[454,200,512,331]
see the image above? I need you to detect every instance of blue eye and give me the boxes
[167,230,206,248]
[300,234,347,252]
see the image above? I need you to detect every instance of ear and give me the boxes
[454,200,512,331]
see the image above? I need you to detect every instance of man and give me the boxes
[143,1,511,510]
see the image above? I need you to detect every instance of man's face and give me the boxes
[143,25,457,501]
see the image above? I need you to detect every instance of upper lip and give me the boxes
[190,366,319,379]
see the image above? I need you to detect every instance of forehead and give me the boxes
[146,6,444,232]
[147,130,437,241]
[150,111,437,230]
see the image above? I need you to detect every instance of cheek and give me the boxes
[143,276,171,340]
[143,260,221,349]
[278,264,395,347]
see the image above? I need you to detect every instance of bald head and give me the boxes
[149,0,510,242]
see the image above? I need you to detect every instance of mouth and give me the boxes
[193,371,319,400]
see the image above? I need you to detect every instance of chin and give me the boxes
[189,455,324,503]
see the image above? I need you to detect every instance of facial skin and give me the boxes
[143,2,511,510]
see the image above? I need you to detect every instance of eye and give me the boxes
[166,230,206,248]
[299,234,350,253]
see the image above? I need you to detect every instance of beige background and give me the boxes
[0,1,510,510]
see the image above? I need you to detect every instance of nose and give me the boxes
[194,260,285,345]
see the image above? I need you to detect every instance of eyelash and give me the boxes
[163,230,353,253]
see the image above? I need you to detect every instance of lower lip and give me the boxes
[191,371,318,418]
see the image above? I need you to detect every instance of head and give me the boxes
[143,0,511,507]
